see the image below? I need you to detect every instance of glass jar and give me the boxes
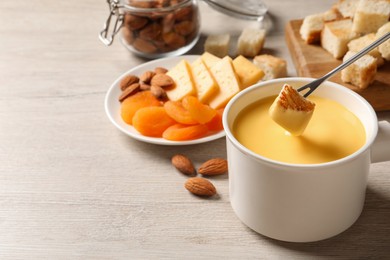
[100,0,200,59]
[99,0,269,59]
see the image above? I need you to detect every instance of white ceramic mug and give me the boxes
[222,78,390,242]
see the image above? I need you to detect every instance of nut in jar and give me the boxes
[99,0,200,59]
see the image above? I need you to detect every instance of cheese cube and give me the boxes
[191,57,219,103]
[208,57,241,109]
[166,60,196,101]
[204,34,230,58]
[201,52,221,70]
[232,55,264,89]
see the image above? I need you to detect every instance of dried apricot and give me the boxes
[133,106,176,137]
[182,96,217,124]
[163,124,209,141]
[164,100,198,125]
[205,108,224,132]
[120,91,161,125]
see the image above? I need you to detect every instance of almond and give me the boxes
[150,73,174,88]
[174,20,194,36]
[133,38,157,54]
[151,85,167,100]
[140,83,151,91]
[198,158,228,176]
[162,31,186,48]
[184,177,216,197]
[171,154,196,176]
[124,14,149,30]
[120,74,139,91]
[118,83,140,102]
[155,67,168,74]
[139,23,162,41]
[140,70,156,84]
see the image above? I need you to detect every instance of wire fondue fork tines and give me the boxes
[297,31,390,98]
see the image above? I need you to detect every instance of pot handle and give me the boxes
[371,120,390,163]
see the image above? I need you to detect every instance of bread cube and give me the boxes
[376,22,390,60]
[204,34,230,58]
[253,54,287,80]
[352,0,390,34]
[348,33,384,66]
[341,51,377,89]
[236,28,266,57]
[321,19,358,59]
[333,0,359,18]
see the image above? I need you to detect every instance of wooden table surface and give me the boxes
[1,0,389,259]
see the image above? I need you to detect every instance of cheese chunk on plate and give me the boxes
[191,57,218,103]
[232,55,264,89]
[201,52,221,70]
[208,56,241,109]
[166,60,196,101]
[269,84,316,136]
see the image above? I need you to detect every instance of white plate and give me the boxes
[105,55,226,145]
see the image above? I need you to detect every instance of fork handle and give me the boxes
[323,31,390,81]
[299,31,390,98]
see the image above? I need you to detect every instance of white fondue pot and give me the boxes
[223,78,390,242]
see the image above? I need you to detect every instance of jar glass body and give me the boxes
[121,0,200,59]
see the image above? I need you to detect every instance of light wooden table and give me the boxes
[1,0,389,259]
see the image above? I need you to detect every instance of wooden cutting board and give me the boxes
[285,19,390,111]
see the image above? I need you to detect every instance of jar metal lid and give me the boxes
[203,0,267,21]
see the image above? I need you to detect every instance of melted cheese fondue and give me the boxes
[233,96,366,164]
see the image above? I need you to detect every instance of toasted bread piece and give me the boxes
[348,33,385,66]
[376,22,390,60]
[333,0,359,18]
[269,84,315,136]
[321,18,359,59]
[253,54,287,81]
[341,51,377,89]
[204,34,230,58]
[352,0,390,34]
[300,9,342,44]
[236,28,266,57]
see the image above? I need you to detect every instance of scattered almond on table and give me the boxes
[171,154,196,176]
[198,158,228,176]
[185,177,217,197]
[171,154,228,198]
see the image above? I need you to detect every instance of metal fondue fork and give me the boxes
[298,31,390,98]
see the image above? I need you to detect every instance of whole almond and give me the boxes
[120,74,139,91]
[150,73,174,88]
[163,31,186,48]
[133,38,157,54]
[185,177,216,197]
[150,85,167,100]
[139,23,162,41]
[198,158,228,176]
[118,83,140,102]
[155,67,168,74]
[174,20,194,36]
[140,70,156,84]
[171,154,195,176]
[140,83,151,91]
[124,14,149,30]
